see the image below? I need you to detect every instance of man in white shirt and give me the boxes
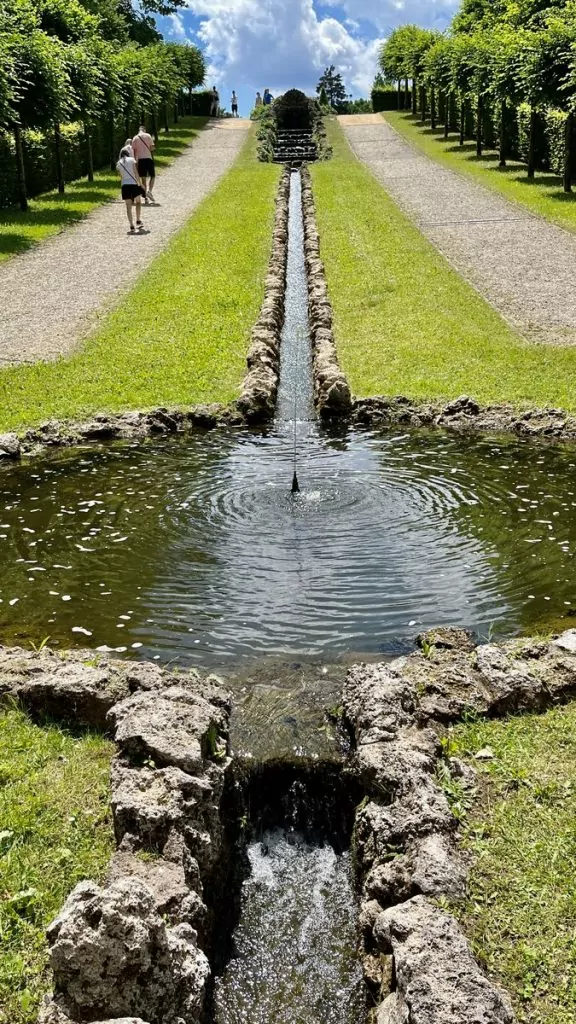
[231,91,239,117]
[132,125,156,204]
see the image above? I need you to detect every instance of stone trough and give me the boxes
[4,626,576,1022]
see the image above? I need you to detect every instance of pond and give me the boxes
[0,425,575,666]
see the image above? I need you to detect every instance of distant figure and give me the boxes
[263,88,273,106]
[255,91,263,108]
[132,125,155,205]
[116,146,144,234]
[210,86,220,117]
[231,90,239,117]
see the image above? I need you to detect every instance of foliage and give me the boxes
[0,703,114,1024]
[387,109,576,235]
[0,0,206,208]
[0,116,205,252]
[450,703,576,1023]
[380,0,576,187]
[316,64,348,110]
[372,85,411,111]
[310,118,576,411]
[0,132,281,429]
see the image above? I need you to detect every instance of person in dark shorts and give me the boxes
[132,125,156,204]
[116,147,144,233]
[231,90,239,116]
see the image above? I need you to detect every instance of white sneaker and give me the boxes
[147,191,155,203]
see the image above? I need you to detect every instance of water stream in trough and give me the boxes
[3,167,576,1022]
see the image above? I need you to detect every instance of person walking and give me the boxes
[231,90,239,117]
[210,86,220,117]
[122,137,133,157]
[132,125,156,204]
[116,146,145,233]
[255,91,263,109]
[263,88,273,106]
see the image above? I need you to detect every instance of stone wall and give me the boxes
[236,164,290,422]
[0,646,232,1024]
[300,165,352,419]
[352,393,576,443]
[345,626,576,1023]
[5,626,576,1022]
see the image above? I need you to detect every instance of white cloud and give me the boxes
[322,0,457,33]
[167,12,187,38]
[183,0,384,96]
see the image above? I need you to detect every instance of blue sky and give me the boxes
[157,0,458,117]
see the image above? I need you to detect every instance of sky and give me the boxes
[157,0,459,117]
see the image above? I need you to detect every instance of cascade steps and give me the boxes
[273,128,317,164]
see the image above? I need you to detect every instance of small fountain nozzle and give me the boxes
[291,471,300,494]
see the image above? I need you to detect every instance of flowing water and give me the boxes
[213,830,363,1024]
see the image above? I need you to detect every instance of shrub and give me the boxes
[372,86,411,112]
[517,103,549,170]
[544,108,568,176]
[188,90,213,116]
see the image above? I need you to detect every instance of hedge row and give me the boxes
[0,90,214,208]
[372,86,412,112]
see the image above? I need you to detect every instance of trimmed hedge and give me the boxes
[0,91,211,209]
[372,86,412,112]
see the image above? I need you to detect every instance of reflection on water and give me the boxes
[213,830,363,1024]
[0,427,576,664]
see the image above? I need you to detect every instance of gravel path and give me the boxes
[339,114,576,345]
[0,119,250,366]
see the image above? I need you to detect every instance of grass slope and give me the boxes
[385,111,576,235]
[0,134,280,431]
[0,118,207,263]
[449,705,576,1024]
[0,704,114,1024]
[310,119,576,410]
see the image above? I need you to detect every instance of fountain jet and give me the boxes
[291,471,300,494]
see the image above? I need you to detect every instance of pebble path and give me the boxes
[339,114,576,346]
[0,119,250,366]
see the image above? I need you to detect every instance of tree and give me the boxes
[316,65,347,110]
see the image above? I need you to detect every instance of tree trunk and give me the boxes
[444,96,450,139]
[163,103,169,133]
[404,77,409,110]
[84,122,94,183]
[527,106,536,179]
[430,86,436,130]
[499,99,507,167]
[189,85,193,116]
[151,111,158,141]
[13,124,28,212]
[108,112,116,171]
[476,93,483,158]
[459,100,465,146]
[563,111,574,193]
[411,78,417,115]
[397,80,401,111]
[54,122,65,194]
[174,102,179,124]
[420,86,426,122]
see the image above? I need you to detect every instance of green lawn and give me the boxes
[0,133,280,432]
[0,704,114,1024]
[310,119,576,411]
[449,705,576,1024]
[0,118,207,263]
[385,111,576,235]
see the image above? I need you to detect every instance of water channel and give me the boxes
[2,169,576,1022]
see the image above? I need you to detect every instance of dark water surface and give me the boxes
[1,426,576,665]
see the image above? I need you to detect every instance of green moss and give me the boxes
[0,132,280,431]
[385,111,576,235]
[310,118,576,411]
[0,704,114,1024]
[450,705,576,1024]
[0,118,208,263]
